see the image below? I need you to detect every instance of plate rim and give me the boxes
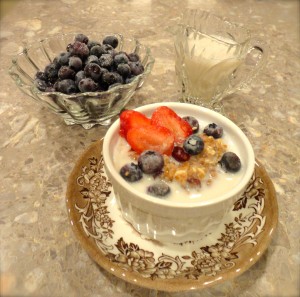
[65,139,278,292]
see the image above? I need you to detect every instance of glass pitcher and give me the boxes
[173,10,268,112]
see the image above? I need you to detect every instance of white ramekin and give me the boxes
[103,102,255,243]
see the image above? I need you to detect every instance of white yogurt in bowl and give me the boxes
[103,102,255,243]
[113,121,245,204]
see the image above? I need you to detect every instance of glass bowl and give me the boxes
[9,32,155,129]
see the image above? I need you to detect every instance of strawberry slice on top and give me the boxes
[119,110,151,138]
[126,125,175,155]
[151,106,193,143]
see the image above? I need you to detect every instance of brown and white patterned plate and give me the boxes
[66,139,278,292]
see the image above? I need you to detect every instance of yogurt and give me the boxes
[113,116,246,203]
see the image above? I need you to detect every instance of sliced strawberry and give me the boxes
[119,110,151,138]
[126,125,175,155]
[151,106,193,143]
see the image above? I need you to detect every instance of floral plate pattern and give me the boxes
[66,139,278,292]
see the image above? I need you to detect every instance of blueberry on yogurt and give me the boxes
[182,116,200,133]
[219,152,241,172]
[203,123,223,139]
[147,182,170,198]
[120,163,143,182]
[183,135,204,155]
[138,150,164,175]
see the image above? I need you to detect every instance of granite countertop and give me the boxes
[0,0,299,296]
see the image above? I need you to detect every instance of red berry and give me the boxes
[151,106,193,143]
[187,178,201,188]
[126,125,175,155]
[119,110,151,138]
[172,146,190,162]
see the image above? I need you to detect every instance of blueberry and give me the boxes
[203,123,223,139]
[183,135,204,155]
[172,146,190,162]
[86,55,99,65]
[138,150,164,175]
[54,79,77,94]
[58,66,76,80]
[103,35,119,49]
[78,78,98,92]
[219,152,241,172]
[103,44,114,51]
[75,70,85,86]
[34,78,48,91]
[128,61,144,76]
[66,43,72,52]
[35,71,47,81]
[182,116,199,133]
[44,63,59,82]
[56,52,71,66]
[69,41,89,59]
[127,53,140,62]
[114,53,129,65]
[84,63,102,81]
[107,48,117,57]
[99,67,109,77]
[120,163,143,182]
[102,71,123,85]
[117,63,131,77]
[90,45,107,57]
[99,54,114,68]
[74,33,89,44]
[68,56,82,71]
[147,182,170,198]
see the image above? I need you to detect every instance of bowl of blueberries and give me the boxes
[9,32,155,129]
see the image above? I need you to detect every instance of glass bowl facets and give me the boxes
[9,32,155,129]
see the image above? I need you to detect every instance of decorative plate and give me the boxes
[66,139,278,292]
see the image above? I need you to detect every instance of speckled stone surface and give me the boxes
[0,0,299,296]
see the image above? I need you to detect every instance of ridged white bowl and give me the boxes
[103,102,255,243]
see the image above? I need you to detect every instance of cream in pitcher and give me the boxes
[173,10,268,111]
[182,31,242,102]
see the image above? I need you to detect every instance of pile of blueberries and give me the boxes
[34,33,144,94]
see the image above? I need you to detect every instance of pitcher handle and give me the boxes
[226,38,269,94]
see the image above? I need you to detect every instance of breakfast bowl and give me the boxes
[103,102,255,243]
[8,32,155,129]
